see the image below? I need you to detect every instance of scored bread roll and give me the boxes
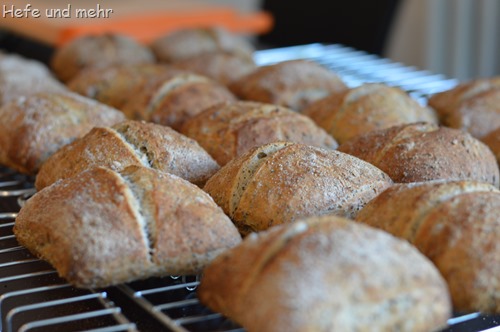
[198,215,452,332]
[356,180,500,313]
[35,120,220,190]
[151,26,255,63]
[68,64,182,109]
[229,59,347,111]
[204,142,393,235]
[0,92,125,175]
[15,165,241,288]
[51,34,155,82]
[428,77,500,138]
[181,101,338,166]
[338,122,500,187]
[0,52,67,106]
[302,83,438,144]
[172,51,257,86]
[121,71,236,131]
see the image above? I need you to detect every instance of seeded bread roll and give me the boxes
[15,165,241,288]
[338,122,499,187]
[303,83,438,144]
[428,77,500,138]
[482,127,500,164]
[0,92,125,175]
[51,34,155,82]
[121,71,236,131]
[229,60,347,111]
[68,64,182,109]
[181,101,338,166]
[151,26,255,63]
[198,215,452,332]
[0,53,66,106]
[35,120,220,190]
[172,51,257,86]
[356,180,500,313]
[204,142,392,235]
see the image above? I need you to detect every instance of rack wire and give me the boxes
[0,44,499,332]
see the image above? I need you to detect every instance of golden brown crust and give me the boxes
[151,26,255,63]
[35,120,220,190]
[0,53,67,106]
[121,72,236,130]
[482,127,500,163]
[68,64,182,109]
[15,166,241,288]
[338,122,500,187]
[204,142,393,235]
[0,92,125,174]
[229,60,347,111]
[181,101,338,165]
[303,83,438,144]
[198,215,452,332]
[356,180,500,313]
[428,77,500,138]
[172,51,257,86]
[51,34,155,82]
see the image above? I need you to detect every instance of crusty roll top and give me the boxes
[204,142,393,235]
[15,166,241,288]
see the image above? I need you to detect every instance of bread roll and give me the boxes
[0,92,125,175]
[68,64,182,109]
[172,51,257,86]
[338,122,499,187]
[35,120,220,190]
[356,180,500,313]
[0,52,66,106]
[428,77,500,138]
[15,165,241,288]
[229,59,347,111]
[482,127,500,164]
[121,71,236,131]
[151,26,255,63]
[204,142,392,235]
[51,34,155,82]
[303,83,438,144]
[181,101,338,165]
[198,215,452,332]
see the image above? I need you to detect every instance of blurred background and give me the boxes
[1,0,499,81]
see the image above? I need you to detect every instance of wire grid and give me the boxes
[0,44,499,332]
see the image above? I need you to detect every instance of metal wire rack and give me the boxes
[0,44,499,332]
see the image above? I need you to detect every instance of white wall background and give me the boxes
[385,0,500,80]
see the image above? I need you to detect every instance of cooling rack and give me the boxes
[0,43,499,332]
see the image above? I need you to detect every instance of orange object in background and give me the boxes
[0,0,273,46]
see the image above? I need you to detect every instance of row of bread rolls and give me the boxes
[2,27,499,331]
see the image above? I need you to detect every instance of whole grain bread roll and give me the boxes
[121,71,236,131]
[15,165,241,288]
[338,122,499,187]
[198,215,452,332]
[51,34,155,82]
[303,83,438,144]
[0,92,125,175]
[356,180,500,313]
[35,120,220,190]
[181,101,338,166]
[428,77,500,138]
[151,26,255,63]
[482,127,500,164]
[172,51,257,86]
[229,59,347,111]
[68,64,182,109]
[0,52,66,106]
[204,142,392,235]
